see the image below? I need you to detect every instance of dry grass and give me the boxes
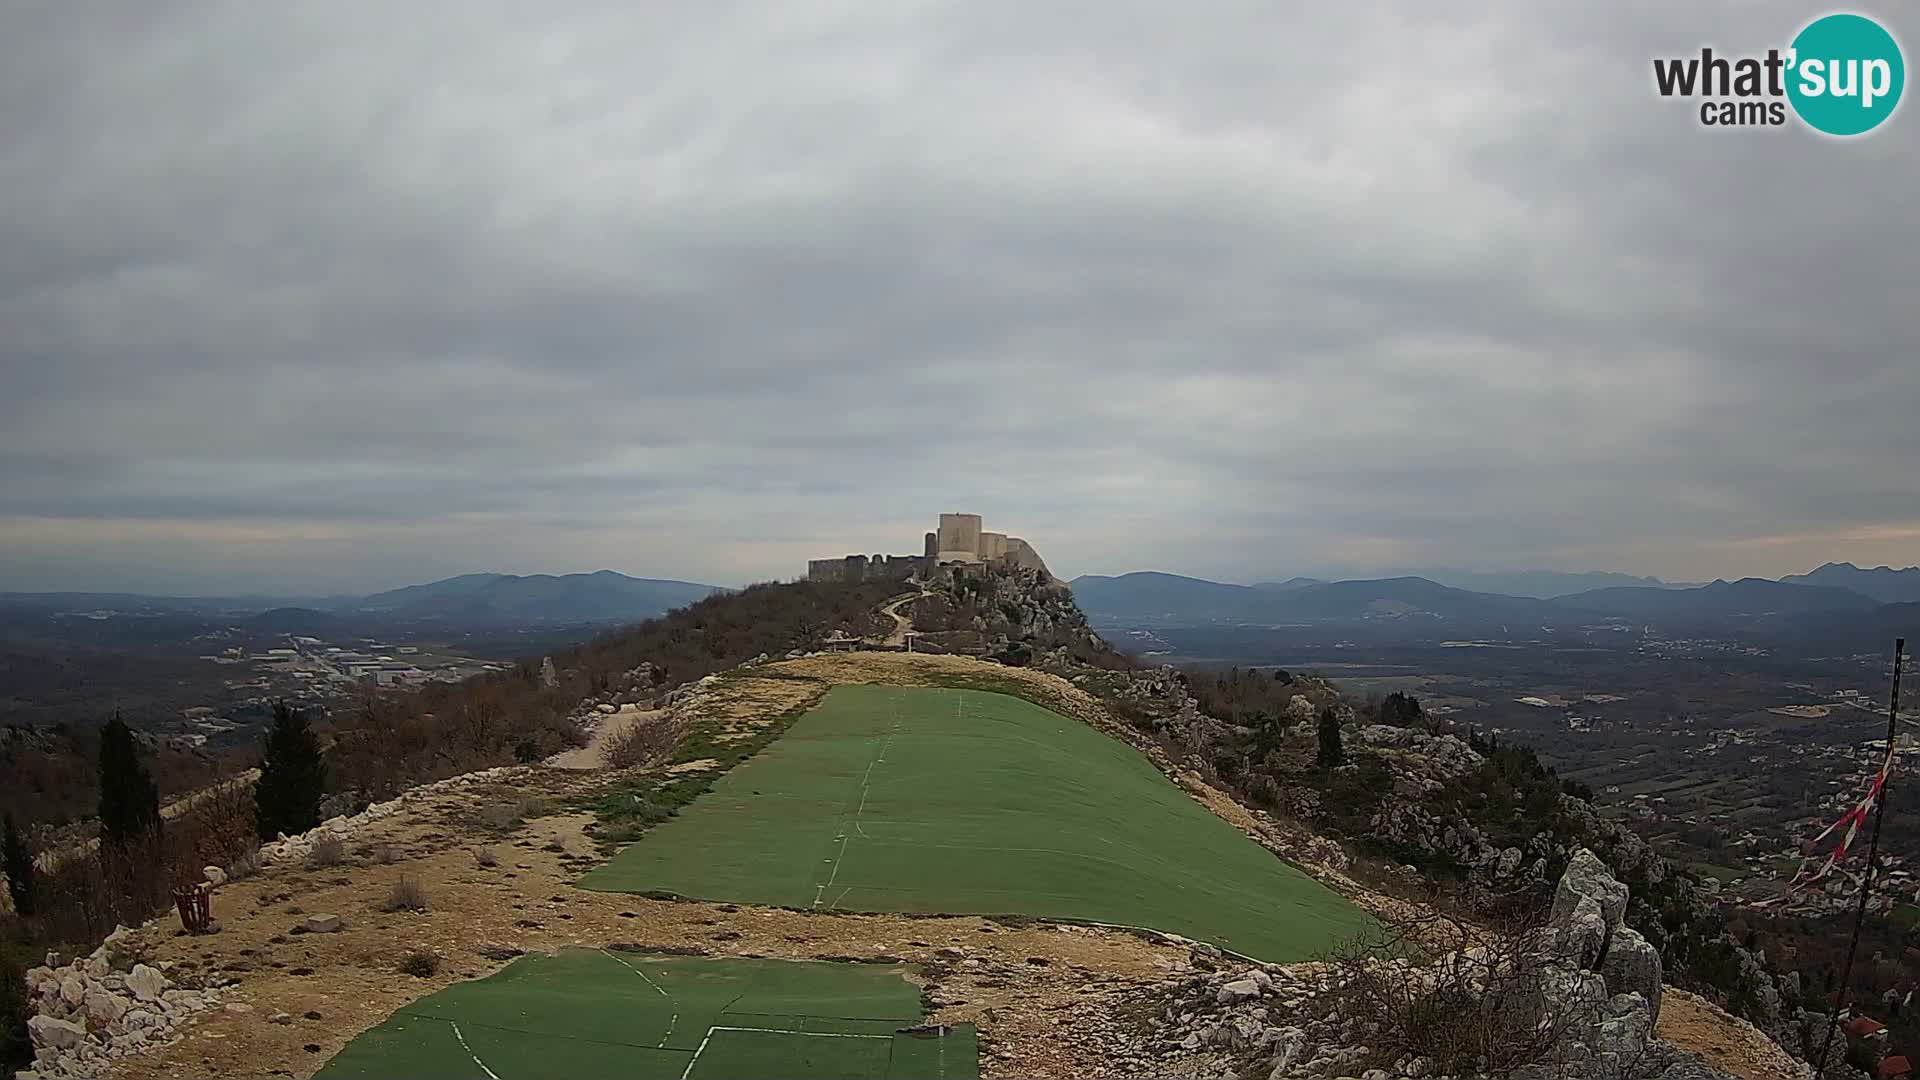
[226,848,264,881]
[604,715,684,769]
[305,834,345,869]
[398,949,440,977]
[1322,904,1641,1079]
[382,876,429,913]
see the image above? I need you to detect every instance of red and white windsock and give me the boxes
[1791,746,1895,889]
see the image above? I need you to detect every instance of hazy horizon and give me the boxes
[4,3,1916,594]
[5,555,1916,600]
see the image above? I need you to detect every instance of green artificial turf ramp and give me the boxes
[314,950,975,1080]
[580,684,1370,960]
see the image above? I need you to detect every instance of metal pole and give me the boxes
[1816,637,1905,1078]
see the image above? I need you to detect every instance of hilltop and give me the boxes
[3,564,1855,1079]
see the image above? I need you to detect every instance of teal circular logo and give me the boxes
[1787,13,1905,135]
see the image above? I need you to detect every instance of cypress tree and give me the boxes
[97,713,161,846]
[1316,705,1345,769]
[255,702,327,840]
[2,813,33,916]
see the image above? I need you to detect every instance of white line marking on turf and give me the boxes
[815,833,851,906]
[449,1021,503,1080]
[678,1025,895,1080]
[601,948,679,1047]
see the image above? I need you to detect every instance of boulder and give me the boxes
[1559,894,1610,969]
[1553,848,1629,933]
[125,964,166,1003]
[58,975,85,1007]
[203,865,227,887]
[84,990,126,1025]
[1216,978,1262,1004]
[1601,926,1663,1023]
[27,1015,86,1050]
[304,913,344,934]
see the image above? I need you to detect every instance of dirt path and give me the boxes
[877,589,926,647]
[547,704,665,770]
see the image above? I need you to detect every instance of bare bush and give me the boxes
[604,716,684,770]
[472,846,498,868]
[475,804,521,831]
[383,876,428,913]
[225,848,263,882]
[369,842,400,865]
[514,797,551,820]
[1324,903,1597,1079]
[304,834,345,869]
[398,949,440,977]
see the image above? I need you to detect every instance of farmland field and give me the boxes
[580,684,1369,961]
[315,950,974,1080]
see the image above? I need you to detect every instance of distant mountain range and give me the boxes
[1069,565,1918,633]
[0,571,723,628]
[1779,562,1920,605]
[1069,572,1552,624]
[1397,568,1691,599]
[351,571,720,623]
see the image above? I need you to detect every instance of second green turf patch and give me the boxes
[580,684,1370,961]
[315,950,974,1080]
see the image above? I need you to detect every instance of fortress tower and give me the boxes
[935,513,984,564]
[807,512,1049,581]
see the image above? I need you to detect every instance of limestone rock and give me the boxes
[27,1015,86,1050]
[126,964,166,1003]
[1216,978,1262,1004]
[304,913,343,934]
[1553,848,1628,933]
[1560,894,1609,969]
[84,990,126,1025]
[1600,926,1663,1023]
[203,865,227,887]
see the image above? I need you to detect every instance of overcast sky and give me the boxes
[2,2,1916,594]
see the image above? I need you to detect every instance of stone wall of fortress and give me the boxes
[807,554,925,584]
[808,513,1051,582]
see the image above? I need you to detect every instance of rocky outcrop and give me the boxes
[1147,851,1746,1080]
[19,926,222,1079]
[259,764,525,864]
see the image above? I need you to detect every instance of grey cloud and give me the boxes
[1,0,1916,591]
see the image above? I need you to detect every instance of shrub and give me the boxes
[305,834,345,869]
[399,949,440,977]
[1324,904,1607,1079]
[97,714,161,847]
[254,702,326,841]
[1,947,27,1079]
[369,842,400,865]
[1316,706,1345,769]
[604,716,683,770]
[515,797,552,820]
[472,847,498,868]
[475,804,521,831]
[225,848,263,882]
[383,876,428,913]
[3,814,35,917]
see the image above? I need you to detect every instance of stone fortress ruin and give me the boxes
[807,512,1050,583]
